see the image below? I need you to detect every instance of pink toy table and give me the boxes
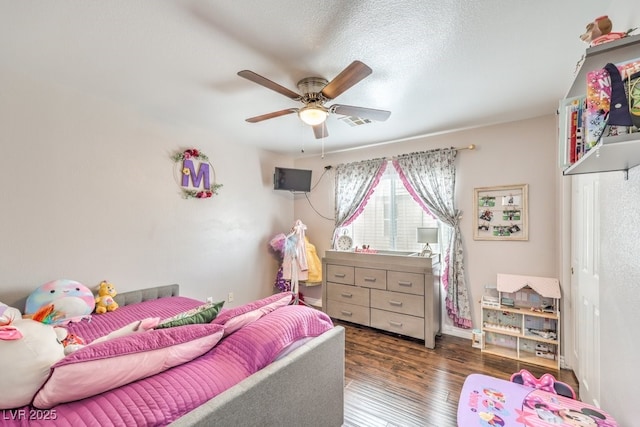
[457,374,618,426]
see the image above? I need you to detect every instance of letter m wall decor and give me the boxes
[182,159,210,189]
[172,148,223,199]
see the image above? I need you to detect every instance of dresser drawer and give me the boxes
[370,289,425,317]
[326,301,370,325]
[387,271,425,295]
[371,308,424,340]
[322,251,440,349]
[326,264,355,285]
[355,267,386,290]
[327,282,369,307]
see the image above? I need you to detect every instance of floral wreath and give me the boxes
[172,148,223,199]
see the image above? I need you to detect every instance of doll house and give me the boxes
[481,273,562,369]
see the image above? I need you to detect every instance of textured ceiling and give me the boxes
[1,1,613,155]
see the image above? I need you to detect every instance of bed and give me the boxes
[1,284,345,427]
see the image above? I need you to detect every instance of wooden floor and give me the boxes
[339,320,578,427]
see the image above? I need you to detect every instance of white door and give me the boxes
[572,173,601,407]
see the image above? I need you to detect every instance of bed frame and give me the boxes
[114,284,345,427]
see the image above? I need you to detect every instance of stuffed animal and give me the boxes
[580,15,612,44]
[1,299,159,409]
[59,330,86,355]
[0,302,67,410]
[94,280,119,314]
[24,279,95,325]
[580,16,637,46]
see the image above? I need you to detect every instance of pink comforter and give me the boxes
[2,297,333,426]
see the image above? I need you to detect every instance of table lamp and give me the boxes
[416,227,438,257]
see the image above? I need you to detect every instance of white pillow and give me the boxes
[90,317,160,344]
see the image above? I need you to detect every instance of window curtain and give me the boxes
[333,158,387,242]
[392,148,472,329]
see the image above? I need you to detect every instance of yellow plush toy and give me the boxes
[94,280,119,314]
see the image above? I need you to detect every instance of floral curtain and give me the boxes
[333,158,387,241]
[392,148,472,329]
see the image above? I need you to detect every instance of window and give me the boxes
[346,162,438,252]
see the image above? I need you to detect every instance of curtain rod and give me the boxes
[392,144,476,159]
[323,144,476,169]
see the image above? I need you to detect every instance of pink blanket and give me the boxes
[1,297,333,426]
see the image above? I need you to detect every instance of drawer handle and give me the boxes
[389,320,403,327]
[364,277,377,282]
[340,310,353,316]
[334,273,346,278]
[340,292,353,298]
[389,300,403,307]
[398,281,413,287]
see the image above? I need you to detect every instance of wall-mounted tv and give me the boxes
[274,167,312,192]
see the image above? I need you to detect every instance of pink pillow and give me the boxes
[212,292,293,336]
[33,323,224,409]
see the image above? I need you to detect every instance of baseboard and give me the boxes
[559,355,571,370]
[441,324,473,340]
[441,326,573,371]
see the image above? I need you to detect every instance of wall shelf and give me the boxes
[560,34,640,177]
[563,133,640,176]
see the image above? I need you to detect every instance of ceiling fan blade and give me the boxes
[330,104,391,121]
[312,122,328,139]
[238,70,301,100]
[246,108,298,123]
[321,61,372,100]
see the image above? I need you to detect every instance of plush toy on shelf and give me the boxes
[94,280,119,314]
[580,15,637,46]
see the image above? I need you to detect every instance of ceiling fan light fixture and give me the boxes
[298,104,328,126]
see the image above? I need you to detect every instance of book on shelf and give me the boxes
[569,104,577,164]
[559,57,640,171]
[616,57,640,80]
[585,68,611,149]
[559,96,586,167]
[576,98,586,160]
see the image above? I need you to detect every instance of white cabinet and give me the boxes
[322,250,440,348]
[481,274,561,370]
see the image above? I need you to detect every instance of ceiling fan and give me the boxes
[237,61,391,139]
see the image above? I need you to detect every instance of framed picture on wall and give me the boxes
[473,184,528,241]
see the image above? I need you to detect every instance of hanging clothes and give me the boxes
[304,236,322,284]
[282,220,309,294]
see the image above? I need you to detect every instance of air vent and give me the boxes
[338,116,372,127]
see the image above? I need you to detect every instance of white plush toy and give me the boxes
[0,300,160,410]
[0,302,66,410]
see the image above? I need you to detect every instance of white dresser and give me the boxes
[322,250,441,348]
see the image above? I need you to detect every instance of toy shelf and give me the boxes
[480,274,561,369]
